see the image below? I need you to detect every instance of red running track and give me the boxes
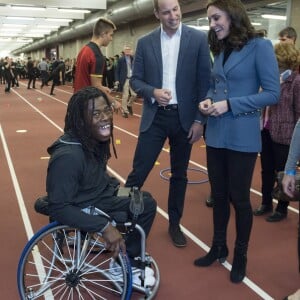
[0,81,299,299]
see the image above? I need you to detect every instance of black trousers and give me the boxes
[126,109,192,225]
[94,186,157,261]
[207,146,257,250]
[27,75,36,88]
[260,128,290,213]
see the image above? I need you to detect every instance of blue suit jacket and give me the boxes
[130,24,211,132]
[115,55,133,92]
[205,37,280,152]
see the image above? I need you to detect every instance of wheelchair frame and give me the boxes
[17,206,160,299]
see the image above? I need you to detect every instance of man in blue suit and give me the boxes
[125,0,211,247]
[115,45,136,118]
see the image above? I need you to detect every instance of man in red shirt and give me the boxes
[74,18,120,109]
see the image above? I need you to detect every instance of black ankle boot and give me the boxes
[194,245,228,267]
[230,251,247,283]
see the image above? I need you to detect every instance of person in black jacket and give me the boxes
[43,58,63,95]
[46,87,157,286]
[27,57,36,89]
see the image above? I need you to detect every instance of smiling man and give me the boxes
[125,0,211,248]
[45,86,157,286]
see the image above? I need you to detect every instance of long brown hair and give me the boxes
[207,0,264,55]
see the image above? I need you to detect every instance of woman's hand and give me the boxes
[199,99,229,116]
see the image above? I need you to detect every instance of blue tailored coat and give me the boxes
[130,24,211,133]
[115,55,133,92]
[205,37,280,153]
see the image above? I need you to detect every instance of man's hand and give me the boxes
[188,122,203,144]
[153,88,172,106]
[101,223,126,258]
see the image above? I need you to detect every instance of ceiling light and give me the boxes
[0,28,22,32]
[46,18,73,22]
[188,25,210,31]
[11,6,45,11]
[37,25,60,29]
[7,16,35,21]
[261,14,286,20]
[251,22,262,26]
[58,9,91,14]
[30,29,52,33]
[24,33,45,38]
[2,24,27,27]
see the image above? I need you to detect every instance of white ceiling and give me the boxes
[0,1,106,56]
[0,0,288,57]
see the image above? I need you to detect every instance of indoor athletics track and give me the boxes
[0,81,299,299]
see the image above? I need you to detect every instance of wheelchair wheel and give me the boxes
[17,222,132,300]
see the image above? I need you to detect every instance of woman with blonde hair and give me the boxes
[253,42,300,222]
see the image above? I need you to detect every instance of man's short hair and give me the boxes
[93,17,116,37]
[278,26,297,42]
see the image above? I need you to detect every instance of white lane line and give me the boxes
[0,124,34,240]
[13,89,275,299]
[0,124,54,299]
[108,166,275,299]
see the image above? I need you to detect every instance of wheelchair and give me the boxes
[17,196,160,299]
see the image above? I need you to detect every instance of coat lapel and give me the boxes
[177,25,190,73]
[223,39,256,75]
[150,28,163,80]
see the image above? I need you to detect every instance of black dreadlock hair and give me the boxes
[64,86,117,162]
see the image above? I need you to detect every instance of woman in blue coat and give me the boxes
[194,0,280,283]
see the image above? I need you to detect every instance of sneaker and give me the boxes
[168,224,187,247]
[109,259,155,287]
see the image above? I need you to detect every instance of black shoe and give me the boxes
[27,87,31,89]
[50,93,55,96]
[253,204,272,216]
[230,251,247,283]
[206,196,214,207]
[127,106,133,115]
[194,244,228,267]
[266,211,287,222]
[168,225,186,247]
[122,113,128,118]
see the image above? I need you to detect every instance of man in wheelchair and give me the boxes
[44,86,157,287]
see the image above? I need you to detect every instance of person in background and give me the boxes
[74,17,121,110]
[27,57,36,89]
[38,57,49,88]
[278,26,300,75]
[46,86,157,286]
[3,57,13,93]
[115,45,136,118]
[125,0,211,248]
[194,0,280,284]
[253,42,300,221]
[281,119,300,300]
[44,57,63,96]
[278,26,297,44]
